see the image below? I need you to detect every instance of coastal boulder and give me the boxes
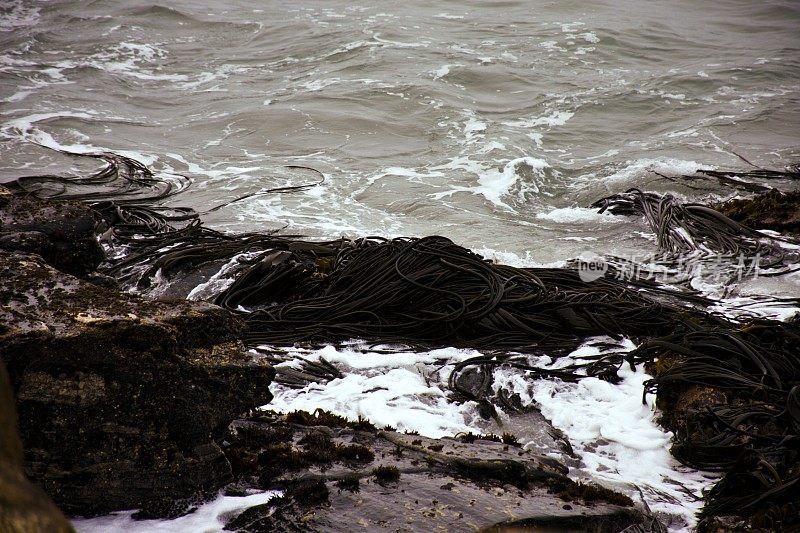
[0,249,275,516]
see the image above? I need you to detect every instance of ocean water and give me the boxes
[3,1,799,531]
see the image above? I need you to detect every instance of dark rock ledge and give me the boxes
[0,186,274,520]
[0,248,274,517]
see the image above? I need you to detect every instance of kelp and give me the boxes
[4,149,190,203]
[630,326,800,527]
[444,324,800,528]
[590,188,793,259]
[3,146,325,287]
[238,236,726,351]
[590,188,800,290]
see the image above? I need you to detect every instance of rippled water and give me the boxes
[3,1,799,531]
[3,0,799,260]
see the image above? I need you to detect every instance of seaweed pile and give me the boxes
[4,149,800,529]
[238,235,720,350]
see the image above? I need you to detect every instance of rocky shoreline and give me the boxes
[0,187,274,522]
[2,177,799,531]
[0,184,654,531]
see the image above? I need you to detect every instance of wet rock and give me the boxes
[0,360,74,533]
[221,411,655,532]
[0,250,274,516]
[0,184,104,276]
[715,189,800,235]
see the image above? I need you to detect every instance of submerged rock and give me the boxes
[221,411,658,532]
[0,249,275,516]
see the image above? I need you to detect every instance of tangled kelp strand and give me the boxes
[202,165,325,214]
[625,326,800,527]
[591,188,793,259]
[5,149,190,203]
[272,356,344,389]
[240,236,706,351]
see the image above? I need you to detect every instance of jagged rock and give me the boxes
[0,184,104,276]
[0,250,275,516]
[221,411,657,532]
[0,360,74,532]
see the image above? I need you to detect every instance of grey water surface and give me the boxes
[2,0,799,263]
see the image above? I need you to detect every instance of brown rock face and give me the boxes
[715,189,800,235]
[0,250,275,516]
[1,360,74,533]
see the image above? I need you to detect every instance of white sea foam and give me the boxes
[1,111,99,152]
[472,248,566,269]
[72,490,280,533]
[495,338,712,530]
[1,111,163,170]
[463,116,486,138]
[266,345,483,438]
[265,336,712,530]
[536,206,623,224]
[583,157,711,186]
[300,77,341,91]
[539,41,563,52]
[186,251,264,301]
[430,156,549,209]
[504,110,574,129]
[239,190,402,238]
[579,31,600,44]
[431,64,453,79]
[371,32,430,49]
[46,42,193,83]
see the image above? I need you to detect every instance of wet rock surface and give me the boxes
[0,248,275,516]
[221,410,656,533]
[4,174,797,530]
[0,184,104,276]
[715,189,800,235]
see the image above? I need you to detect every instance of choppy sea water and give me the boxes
[2,1,799,531]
